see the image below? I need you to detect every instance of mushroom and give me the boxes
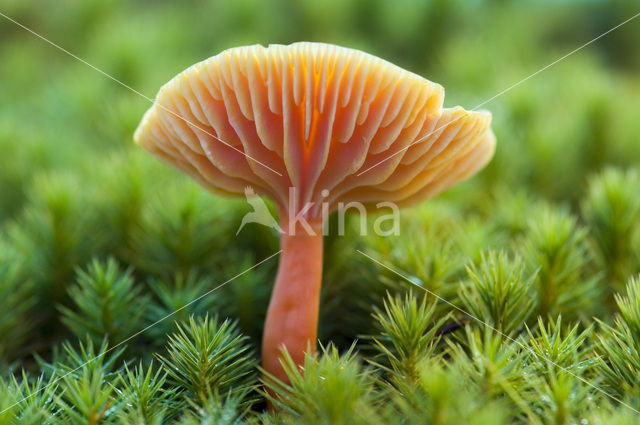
[134,42,495,384]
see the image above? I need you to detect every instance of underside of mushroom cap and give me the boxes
[134,42,495,218]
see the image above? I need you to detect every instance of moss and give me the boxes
[3,0,640,422]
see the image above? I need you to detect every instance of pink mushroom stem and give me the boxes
[262,214,323,383]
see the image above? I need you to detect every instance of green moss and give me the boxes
[2,0,640,422]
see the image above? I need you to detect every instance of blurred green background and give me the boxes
[1,0,639,220]
[3,2,640,421]
[0,0,639,362]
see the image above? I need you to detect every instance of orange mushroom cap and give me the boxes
[134,42,495,218]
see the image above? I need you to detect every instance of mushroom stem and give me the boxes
[262,215,323,384]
